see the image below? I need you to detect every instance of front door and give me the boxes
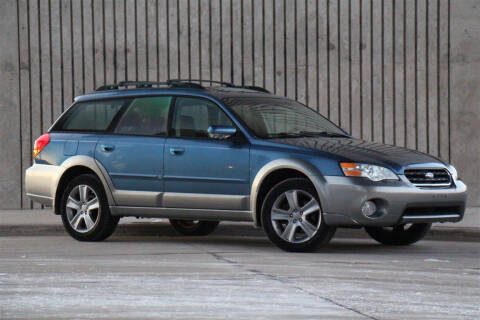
[95,96,172,206]
[163,97,250,210]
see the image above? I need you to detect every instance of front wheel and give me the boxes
[169,219,220,236]
[261,178,336,252]
[365,223,431,245]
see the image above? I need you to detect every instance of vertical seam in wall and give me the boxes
[403,0,406,147]
[103,0,106,84]
[38,0,44,131]
[447,0,451,162]
[305,0,308,106]
[370,0,373,140]
[219,0,223,82]
[273,0,276,94]
[437,0,441,157]
[241,0,244,86]
[209,0,212,81]
[230,0,233,82]
[337,0,341,126]
[48,0,53,123]
[91,0,96,89]
[16,0,23,208]
[155,0,159,81]
[315,0,319,111]
[81,0,85,93]
[167,0,170,79]
[381,0,385,143]
[60,0,64,111]
[124,1,127,81]
[425,0,429,153]
[177,0,181,78]
[327,0,330,118]
[28,0,33,208]
[262,0,266,88]
[348,0,352,133]
[392,0,396,145]
[188,0,192,80]
[134,0,138,81]
[359,0,363,138]
[146,0,149,81]
[283,0,287,95]
[294,0,298,100]
[70,0,74,99]
[414,0,418,150]
[252,0,255,86]
[198,0,201,79]
[113,0,117,83]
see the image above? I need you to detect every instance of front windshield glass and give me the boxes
[223,97,347,139]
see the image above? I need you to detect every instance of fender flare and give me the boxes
[249,158,328,226]
[53,155,116,213]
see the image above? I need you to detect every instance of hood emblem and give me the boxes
[425,172,434,179]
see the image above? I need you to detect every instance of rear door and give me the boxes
[95,96,172,206]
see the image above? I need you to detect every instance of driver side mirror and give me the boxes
[207,125,237,140]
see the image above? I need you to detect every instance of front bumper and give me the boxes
[321,175,467,227]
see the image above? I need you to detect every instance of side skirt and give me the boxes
[110,206,253,222]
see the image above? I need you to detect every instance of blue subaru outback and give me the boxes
[25,80,467,252]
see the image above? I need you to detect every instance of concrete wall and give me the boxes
[0,0,478,212]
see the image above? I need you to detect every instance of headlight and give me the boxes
[447,164,458,180]
[340,163,399,181]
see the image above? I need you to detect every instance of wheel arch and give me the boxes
[250,159,328,227]
[53,155,115,215]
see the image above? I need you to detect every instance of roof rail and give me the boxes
[167,79,235,88]
[168,79,270,93]
[96,81,169,91]
[95,79,270,93]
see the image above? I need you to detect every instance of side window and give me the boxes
[171,97,234,138]
[60,99,125,131]
[115,96,172,136]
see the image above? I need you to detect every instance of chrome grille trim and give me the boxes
[404,168,452,187]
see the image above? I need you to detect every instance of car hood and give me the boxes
[270,137,445,171]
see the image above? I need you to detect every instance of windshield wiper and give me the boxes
[298,131,350,138]
[265,132,303,139]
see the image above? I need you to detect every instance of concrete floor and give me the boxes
[0,232,479,319]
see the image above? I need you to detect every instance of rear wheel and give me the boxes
[60,174,119,241]
[261,178,336,252]
[169,219,220,236]
[365,223,431,245]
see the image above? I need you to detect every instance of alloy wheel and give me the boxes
[65,185,100,233]
[270,189,321,243]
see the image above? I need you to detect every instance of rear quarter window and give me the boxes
[54,99,127,132]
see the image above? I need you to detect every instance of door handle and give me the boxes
[100,144,115,152]
[169,147,185,155]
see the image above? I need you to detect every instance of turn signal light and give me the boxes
[33,133,50,158]
[340,162,363,176]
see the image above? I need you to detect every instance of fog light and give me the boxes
[361,201,377,218]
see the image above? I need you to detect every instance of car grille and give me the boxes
[404,168,452,187]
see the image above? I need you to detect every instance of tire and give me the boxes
[60,174,119,242]
[261,178,336,252]
[365,223,431,246]
[169,219,220,236]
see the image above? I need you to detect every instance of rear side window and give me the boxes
[57,99,126,131]
[115,96,172,136]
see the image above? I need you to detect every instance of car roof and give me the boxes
[74,86,281,103]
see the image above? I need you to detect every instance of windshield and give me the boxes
[223,97,347,139]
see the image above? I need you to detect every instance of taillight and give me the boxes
[33,133,50,158]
